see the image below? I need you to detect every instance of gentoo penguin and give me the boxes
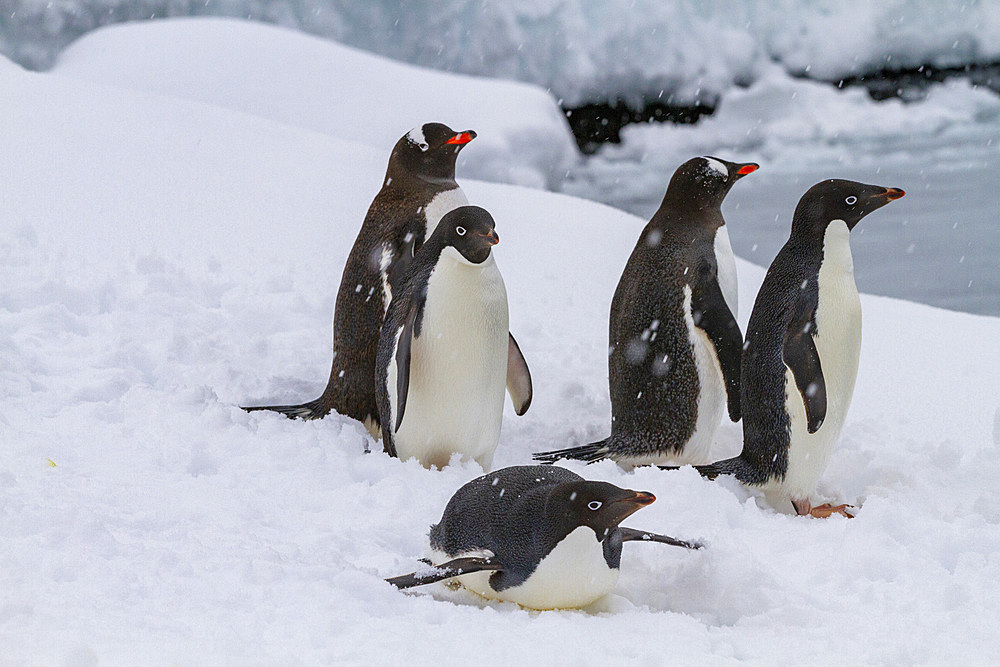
[243,123,478,436]
[386,465,701,609]
[376,206,531,470]
[691,179,905,518]
[534,156,757,467]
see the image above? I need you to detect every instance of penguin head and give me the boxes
[387,123,477,185]
[437,206,499,265]
[663,156,759,210]
[793,179,906,234]
[548,481,656,541]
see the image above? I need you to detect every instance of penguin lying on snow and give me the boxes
[535,156,757,467]
[686,179,905,518]
[376,206,531,470]
[243,123,478,437]
[387,465,701,610]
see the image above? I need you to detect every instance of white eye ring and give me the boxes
[456,226,466,236]
[845,196,857,205]
[588,500,602,511]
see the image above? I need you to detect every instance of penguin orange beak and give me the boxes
[625,491,656,506]
[446,131,476,145]
[481,229,499,245]
[878,187,906,201]
[736,163,759,176]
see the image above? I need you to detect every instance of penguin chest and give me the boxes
[677,285,727,464]
[782,221,862,498]
[713,225,739,318]
[451,527,619,610]
[391,253,509,469]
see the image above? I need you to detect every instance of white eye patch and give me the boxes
[588,500,602,510]
[703,157,728,177]
[845,195,857,205]
[406,126,429,151]
[456,226,466,236]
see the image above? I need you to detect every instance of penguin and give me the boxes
[243,123,480,437]
[376,206,531,470]
[386,465,701,610]
[534,156,757,467]
[691,179,905,518]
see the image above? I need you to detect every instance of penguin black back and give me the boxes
[243,123,476,431]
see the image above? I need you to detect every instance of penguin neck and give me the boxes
[652,199,724,234]
[383,162,458,189]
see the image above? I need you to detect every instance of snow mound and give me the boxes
[6,0,1000,105]
[53,18,578,189]
[4,26,1000,662]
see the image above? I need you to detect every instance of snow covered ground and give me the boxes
[4,18,1000,663]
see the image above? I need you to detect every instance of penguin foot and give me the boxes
[793,499,855,518]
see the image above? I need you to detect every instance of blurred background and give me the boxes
[3,0,998,315]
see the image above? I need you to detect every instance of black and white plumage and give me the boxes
[375,206,531,469]
[692,179,905,518]
[243,123,476,437]
[535,156,757,467]
[386,465,701,609]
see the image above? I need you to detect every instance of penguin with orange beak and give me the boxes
[375,206,531,470]
[387,465,701,609]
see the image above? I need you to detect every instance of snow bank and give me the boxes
[4,33,1000,663]
[53,18,578,189]
[6,0,1000,105]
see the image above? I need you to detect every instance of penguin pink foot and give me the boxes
[792,499,855,519]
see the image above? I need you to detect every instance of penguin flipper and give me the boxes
[783,300,827,433]
[393,303,420,432]
[532,440,610,464]
[691,270,743,422]
[506,333,533,416]
[386,556,501,590]
[619,527,703,550]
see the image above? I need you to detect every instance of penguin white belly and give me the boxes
[780,221,861,500]
[713,225,739,318]
[441,527,619,610]
[665,286,726,465]
[391,252,508,469]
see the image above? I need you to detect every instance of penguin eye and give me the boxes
[845,196,857,205]
[587,501,602,511]
[456,226,466,236]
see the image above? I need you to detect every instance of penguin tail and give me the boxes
[532,439,612,465]
[241,396,331,421]
[659,456,747,480]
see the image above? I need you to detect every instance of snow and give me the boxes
[52,19,578,190]
[6,0,1000,106]
[4,19,1000,663]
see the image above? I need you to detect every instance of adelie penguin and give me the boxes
[244,123,492,437]
[376,206,531,470]
[535,156,757,467]
[386,465,701,610]
[690,179,905,518]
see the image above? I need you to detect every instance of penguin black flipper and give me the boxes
[506,333,532,416]
[783,290,827,433]
[393,300,422,434]
[691,264,743,422]
[386,556,501,590]
[385,218,423,299]
[619,527,704,550]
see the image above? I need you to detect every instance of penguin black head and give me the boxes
[436,205,498,264]
[792,179,906,235]
[547,480,656,541]
[661,155,759,210]
[387,122,477,185]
